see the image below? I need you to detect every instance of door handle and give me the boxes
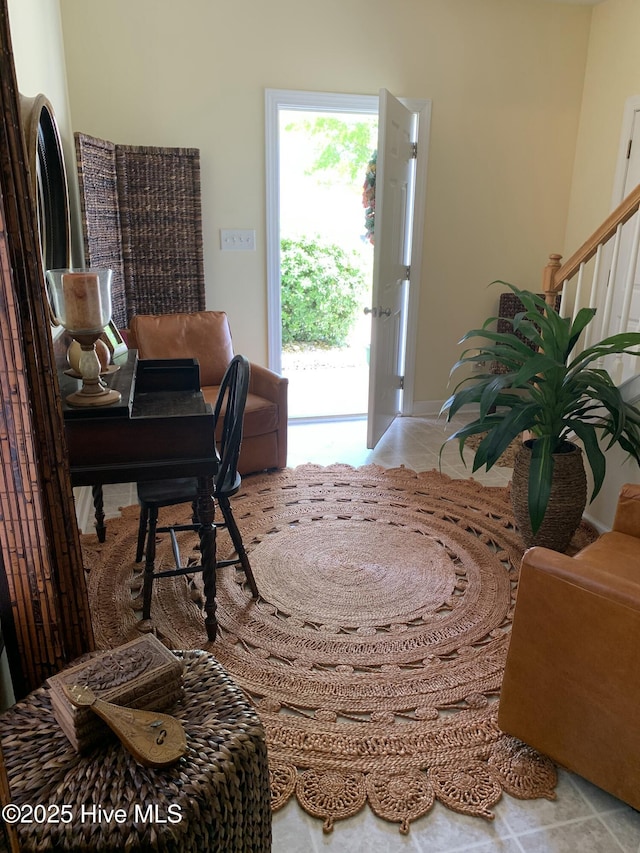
[365,306,391,318]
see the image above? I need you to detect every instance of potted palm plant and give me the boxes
[441,283,640,551]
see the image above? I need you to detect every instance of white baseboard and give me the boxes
[582,509,611,535]
[409,400,483,418]
[408,400,447,417]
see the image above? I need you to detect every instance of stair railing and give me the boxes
[542,182,640,383]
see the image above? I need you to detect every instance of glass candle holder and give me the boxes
[46,268,121,407]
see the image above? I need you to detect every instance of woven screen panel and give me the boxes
[74,133,127,329]
[116,145,205,323]
[491,291,561,375]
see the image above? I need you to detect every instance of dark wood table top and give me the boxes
[60,351,217,486]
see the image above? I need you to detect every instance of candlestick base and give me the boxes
[66,386,122,408]
[65,336,122,408]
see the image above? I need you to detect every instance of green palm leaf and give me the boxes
[473,403,540,470]
[567,307,597,354]
[527,436,554,533]
[569,419,606,500]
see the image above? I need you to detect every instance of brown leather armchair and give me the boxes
[128,311,288,475]
[498,483,640,810]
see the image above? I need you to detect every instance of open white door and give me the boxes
[366,89,416,448]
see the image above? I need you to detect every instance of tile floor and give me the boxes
[76,415,640,853]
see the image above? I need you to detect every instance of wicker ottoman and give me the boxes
[0,650,271,852]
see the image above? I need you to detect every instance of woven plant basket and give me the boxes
[511,440,587,552]
[491,292,560,375]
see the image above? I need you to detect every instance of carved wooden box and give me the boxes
[47,634,184,752]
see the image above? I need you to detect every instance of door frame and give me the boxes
[609,94,640,392]
[611,94,640,208]
[264,88,430,417]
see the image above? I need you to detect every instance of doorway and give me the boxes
[265,90,430,438]
[266,91,378,420]
[279,107,378,419]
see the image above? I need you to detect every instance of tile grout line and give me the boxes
[505,812,629,848]
[437,826,525,853]
[595,814,632,853]
[565,773,631,852]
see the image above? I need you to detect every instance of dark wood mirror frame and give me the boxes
[20,91,72,331]
[0,0,94,698]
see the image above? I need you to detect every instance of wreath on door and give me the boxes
[362,150,377,245]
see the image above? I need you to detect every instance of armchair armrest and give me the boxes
[249,363,288,406]
[518,543,640,610]
[499,544,640,810]
[248,363,288,469]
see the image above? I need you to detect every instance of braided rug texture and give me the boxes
[83,465,592,834]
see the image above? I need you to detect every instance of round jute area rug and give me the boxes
[83,465,593,833]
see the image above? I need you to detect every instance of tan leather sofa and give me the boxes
[128,311,288,476]
[498,483,640,810]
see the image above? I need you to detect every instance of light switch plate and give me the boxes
[220,229,256,251]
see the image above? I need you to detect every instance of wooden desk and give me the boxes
[60,351,221,640]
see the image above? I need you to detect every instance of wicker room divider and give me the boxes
[75,132,206,328]
[73,134,127,327]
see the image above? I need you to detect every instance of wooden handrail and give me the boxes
[543,181,640,305]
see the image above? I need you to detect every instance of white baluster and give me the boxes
[617,211,640,333]
[571,263,586,354]
[600,224,622,361]
[584,244,603,350]
[572,263,585,318]
[613,211,640,383]
[559,279,570,318]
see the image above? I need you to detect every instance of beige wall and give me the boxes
[8,0,68,117]
[564,0,640,251]
[8,0,84,266]
[7,1,636,526]
[54,0,591,402]
[563,0,640,528]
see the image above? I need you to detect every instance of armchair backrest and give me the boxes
[612,483,640,539]
[129,311,234,387]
